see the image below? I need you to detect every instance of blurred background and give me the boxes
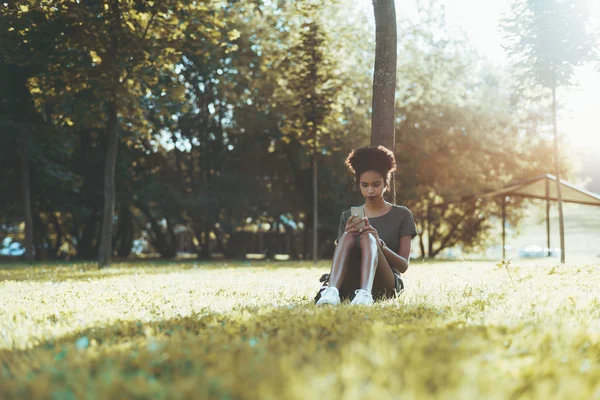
[1,0,598,264]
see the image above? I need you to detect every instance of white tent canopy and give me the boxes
[481,174,600,259]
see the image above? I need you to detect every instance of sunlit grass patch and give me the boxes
[0,260,278,282]
[1,261,599,399]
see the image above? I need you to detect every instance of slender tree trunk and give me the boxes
[18,130,34,263]
[137,204,176,258]
[78,213,100,259]
[115,206,134,258]
[304,214,310,260]
[307,32,320,265]
[371,0,397,203]
[418,229,425,259]
[98,102,119,268]
[426,202,433,257]
[98,0,121,268]
[200,227,213,260]
[552,86,566,263]
[119,207,133,258]
[312,153,318,264]
[32,213,43,261]
[167,218,178,258]
[113,205,125,250]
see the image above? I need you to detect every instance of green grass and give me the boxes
[1,260,599,399]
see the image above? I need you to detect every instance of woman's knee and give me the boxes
[338,232,356,247]
[359,232,378,246]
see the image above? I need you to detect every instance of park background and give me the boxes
[1,0,599,265]
[2,1,600,399]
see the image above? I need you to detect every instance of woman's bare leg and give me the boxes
[331,233,396,300]
[358,233,379,292]
[327,232,357,289]
[371,246,397,299]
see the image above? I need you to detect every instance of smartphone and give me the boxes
[350,206,366,229]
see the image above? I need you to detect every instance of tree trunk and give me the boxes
[98,102,119,268]
[426,202,433,257]
[190,217,211,260]
[78,213,100,259]
[137,204,176,258]
[197,226,212,260]
[418,228,425,259]
[312,153,318,264]
[32,213,42,260]
[371,0,397,203]
[166,217,178,258]
[552,86,566,263]
[18,130,34,264]
[115,205,133,258]
[303,213,311,260]
[98,0,122,268]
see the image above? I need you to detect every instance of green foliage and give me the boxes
[394,3,559,257]
[1,0,578,260]
[501,0,598,263]
[502,0,598,89]
[278,10,341,153]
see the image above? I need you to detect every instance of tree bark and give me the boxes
[200,225,212,260]
[431,210,469,258]
[98,102,119,268]
[98,0,122,268]
[18,130,34,263]
[190,217,211,260]
[418,226,425,259]
[308,31,320,265]
[137,204,176,258]
[50,212,63,258]
[312,153,318,264]
[426,202,433,257]
[33,213,43,261]
[371,0,397,203]
[115,205,134,258]
[78,213,100,259]
[552,86,566,263]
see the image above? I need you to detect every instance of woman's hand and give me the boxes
[359,220,382,247]
[345,215,367,235]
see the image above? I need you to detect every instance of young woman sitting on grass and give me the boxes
[316,145,417,306]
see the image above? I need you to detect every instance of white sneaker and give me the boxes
[350,289,374,306]
[316,286,341,306]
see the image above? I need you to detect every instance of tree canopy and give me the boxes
[0,0,566,260]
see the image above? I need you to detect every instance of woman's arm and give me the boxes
[381,235,412,273]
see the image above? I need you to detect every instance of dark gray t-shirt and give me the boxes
[336,205,417,254]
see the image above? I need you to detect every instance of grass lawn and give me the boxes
[1,260,599,399]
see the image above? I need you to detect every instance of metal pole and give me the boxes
[552,86,566,263]
[546,177,551,257]
[502,196,506,261]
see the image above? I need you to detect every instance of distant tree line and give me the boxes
[2,0,592,262]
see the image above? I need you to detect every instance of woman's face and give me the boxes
[359,170,386,203]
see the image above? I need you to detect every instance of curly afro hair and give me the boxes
[345,145,397,189]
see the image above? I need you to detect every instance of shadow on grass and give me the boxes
[0,302,520,399]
